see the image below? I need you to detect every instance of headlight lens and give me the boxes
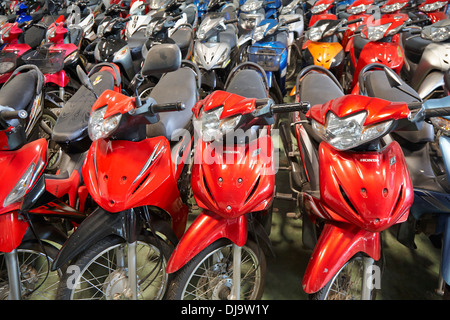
[423,25,450,42]
[194,107,242,142]
[308,23,328,41]
[311,3,331,14]
[420,0,447,12]
[88,106,122,141]
[4,163,35,207]
[381,2,406,13]
[347,4,370,14]
[241,0,263,12]
[364,23,391,41]
[280,0,299,14]
[253,22,270,41]
[312,111,393,150]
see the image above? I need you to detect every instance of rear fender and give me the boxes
[166,211,247,273]
[302,222,381,294]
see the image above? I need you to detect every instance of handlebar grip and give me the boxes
[424,107,450,118]
[347,17,363,24]
[151,102,185,113]
[284,17,302,24]
[271,102,309,114]
[407,101,423,110]
[0,110,28,121]
[225,18,238,24]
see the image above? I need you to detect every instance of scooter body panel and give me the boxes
[305,41,344,69]
[302,222,381,293]
[83,137,188,238]
[166,210,248,273]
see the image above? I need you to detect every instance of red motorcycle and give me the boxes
[280,65,450,299]
[0,64,90,300]
[21,16,84,109]
[308,0,337,27]
[53,44,200,300]
[341,0,374,51]
[165,62,308,300]
[0,21,47,84]
[344,16,409,93]
[380,0,410,20]
[417,0,448,24]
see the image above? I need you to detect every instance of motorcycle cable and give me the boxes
[20,211,51,299]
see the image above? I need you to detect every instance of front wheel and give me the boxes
[56,234,172,300]
[309,253,381,300]
[166,239,266,300]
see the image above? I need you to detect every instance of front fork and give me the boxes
[362,256,375,300]
[230,244,242,300]
[5,249,22,300]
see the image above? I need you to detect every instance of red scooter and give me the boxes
[53,44,199,300]
[0,21,47,84]
[341,0,374,50]
[0,64,90,300]
[417,0,448,24]
[279,65,450,299]
[308,0,337,27]
[165,62,308,300]
[380,0,409,20]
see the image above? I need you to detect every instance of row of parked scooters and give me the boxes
[0,0,450,301]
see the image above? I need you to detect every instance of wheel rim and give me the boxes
[179,243,263,300]
[69,241,168,300]
[322,256,366,300]
[0,249,60,300]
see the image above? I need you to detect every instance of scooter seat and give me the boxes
[299,72,344,106]
[226,69,267,99]
[170,28,193,51]
[403,31,431,65]
[146,67,198,140]
[0,70,37,111]
[52,70,116,153]
[23,25,47,49]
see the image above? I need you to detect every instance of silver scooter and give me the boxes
[193,10,239,93]
[401,19,450,100]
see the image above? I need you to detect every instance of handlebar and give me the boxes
[252,100,310,118]
[0,110,28,121]
[408,96,450,122]
[151,102,185,113]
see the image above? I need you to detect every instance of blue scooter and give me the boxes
[241,17,300,103]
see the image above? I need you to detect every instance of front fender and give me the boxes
[166,211,247,274]
[302,222,381,294]
[51,208,127,271]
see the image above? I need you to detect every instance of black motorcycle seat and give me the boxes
[364,70,420,103]
[23,25,47,49]
[170,28,193,50]
[402,31,431,65]
[0,70,37,111]
[146,67,198,140]
[299,72,344,106]
[226,69,267,99]
[52,70,116,149]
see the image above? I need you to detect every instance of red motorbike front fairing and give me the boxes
[0,139,48,252]
[82,137,189,239]
[191,136,275,218]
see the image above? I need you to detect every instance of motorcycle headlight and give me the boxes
[194,107,242,142]
[253,23,270,42]
[347,4,370,14]
[420,0,447,12]
[241,0,263,12]
[64,51,79,64]
[307,23,328,41]
[423,25,450,42]
[311,3,331,14]
[364,23,391,41]
[281,0,300,15]
[4,163,35,207]
[381,2,406,13]
[88,106,122,141]
[312,111,393,150]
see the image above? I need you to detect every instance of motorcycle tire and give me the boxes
[56,234,172,300]
[0,240,62,300]
[166,238,266,300]
[309,252,381,300]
